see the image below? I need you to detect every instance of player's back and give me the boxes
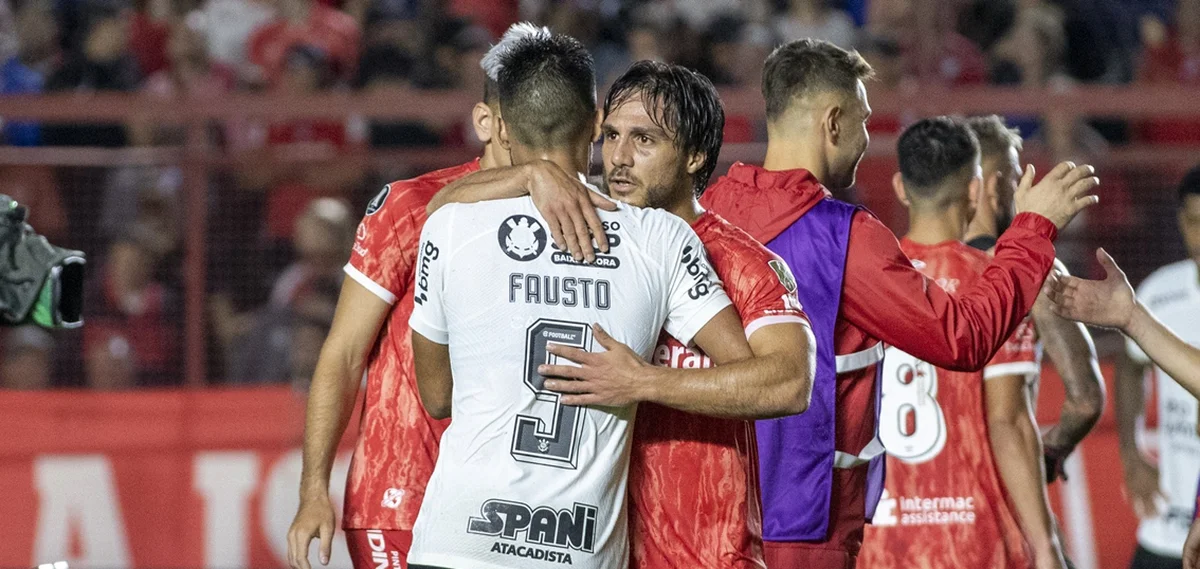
[859,239,1031,569]
[408,196,730,569]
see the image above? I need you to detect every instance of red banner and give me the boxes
[0,366,1152,569]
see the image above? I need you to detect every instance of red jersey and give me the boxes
[342,160,480,530]
[629,211,809,569]
[701,163,1057,556]
[858,238,1039,569]
[247,4,361,85]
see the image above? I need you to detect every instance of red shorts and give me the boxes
[345,529,412,569]
[764,542,856,569]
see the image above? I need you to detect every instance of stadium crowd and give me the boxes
[0,0,1196,390]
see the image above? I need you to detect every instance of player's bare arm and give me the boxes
[1049,248,1200,395]
[1033,262,1105,482]
[985,374,1067,569]
[1185,518,1200,569]
[541,311,815,419]
[287,279,391,569]
[425,160,615,262]
[411,332,453,419]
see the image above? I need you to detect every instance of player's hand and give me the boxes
[1045,248,1136,330]
[1013,161,1100,230]
[540,324,650,407]
[1043,445,1072,484]
[1183,518,1200,569]
[287,494,336,569]
[525,160,617,263]
[1120,454,1165,519]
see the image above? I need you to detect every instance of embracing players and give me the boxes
[857,117,1066,569]
[406,29,813,569]
[429,55,821,568]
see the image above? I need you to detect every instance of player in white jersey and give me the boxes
[1046,167,1200,569]
[406,30,772,569]
[1099,166,1200,569]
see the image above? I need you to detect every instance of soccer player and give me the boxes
[964,115,1105,483]
[857,117,1066,569]
[1051,165,1200,569]
[405,31,797,569]
[429,60,816,568]
[284,24,581,569]
[698,39,1099,568]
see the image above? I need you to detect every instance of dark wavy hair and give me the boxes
[604,61,725,197]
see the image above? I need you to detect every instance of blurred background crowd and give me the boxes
[0,0,1196,389]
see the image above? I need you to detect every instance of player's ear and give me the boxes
[472,102,494,144]
[891,172,910,207]
[825,104,842,145]
[685,150,705,176]
[592,108,603,142]
[968,174,983,210]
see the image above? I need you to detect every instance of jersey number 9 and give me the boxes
[511,319,591,469]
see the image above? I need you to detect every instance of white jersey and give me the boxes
[407,196,732,569]
[1128,260,1200,557]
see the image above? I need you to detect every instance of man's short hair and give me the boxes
[965,115,1023,162]
[496,31,596,150]
[481,22,550,104]
[1181,163,1200,202]
[604,61,725,197]
[762,38,874,121]
[897,117,981,202]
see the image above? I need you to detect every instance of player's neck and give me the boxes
[762,136,827,183]
[514,147,586,179]
[905,208,968,246]
[665,196,704,224]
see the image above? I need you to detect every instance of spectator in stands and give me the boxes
[197,0,275,80]
[1,0,58,146]
[247,0,360,88]
[128,0,172,78]
[132,13,236,146]
[268,197,354,309]
[84,215,182,389]
[1135,1,1200,144]
[226,275,337,385]
[775,0,858,49]
[42,0,140,147]
[0,326,55,389]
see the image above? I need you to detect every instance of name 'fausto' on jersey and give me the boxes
[407,196,732,569]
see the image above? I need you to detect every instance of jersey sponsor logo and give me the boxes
[508,273,611,310]
[467,499,598,554]
[551,251,621,269]
[653,341,711,369]
[1148,289,1191,309]
[489,542,574,565]
[366,186,390,216]
[414,241,439,305]
[380,488,405,509]
[679,245,714,300]
[768,260,797,294]
[872,489,977,527]
[366,530,401,569]
[353,223,369,257]
[499,215,548,261]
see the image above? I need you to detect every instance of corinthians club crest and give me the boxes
[498,214,547,261]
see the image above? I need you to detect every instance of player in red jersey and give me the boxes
[858,118,1066,569]
[284,25,614,569]
[696,40,1099,569]
[963,115,1105,485]
[427,60,816,568]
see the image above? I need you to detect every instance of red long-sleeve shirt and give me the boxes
[701,162,1057,556]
